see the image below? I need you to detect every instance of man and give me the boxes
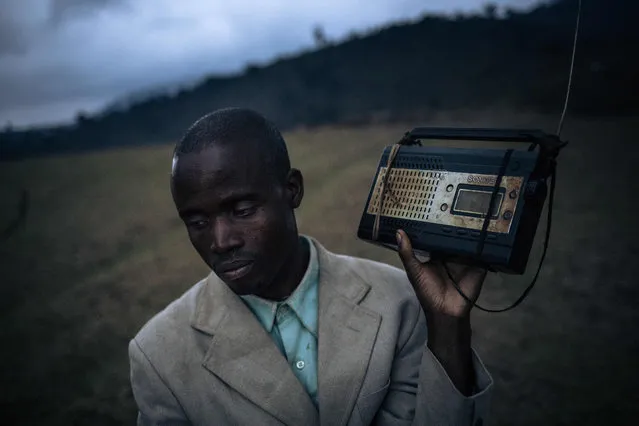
[129,107,493,426]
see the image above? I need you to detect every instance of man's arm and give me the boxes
[367,229,495,425]
[371,300,493,426]
[426,313,474,396]
[414,311,493,426]
[128,338,192,426]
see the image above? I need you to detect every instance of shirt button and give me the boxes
[296,360,305,370]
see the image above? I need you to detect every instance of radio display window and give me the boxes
[453,189,503,218]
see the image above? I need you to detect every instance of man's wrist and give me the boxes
[426,312,472,345]
[425,312,474,396]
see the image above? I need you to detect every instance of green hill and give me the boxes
[1,0,637,161]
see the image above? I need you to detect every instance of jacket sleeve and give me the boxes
[373,306,493,426]
[129,338,192,426]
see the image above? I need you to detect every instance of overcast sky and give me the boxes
[0,0,541,129]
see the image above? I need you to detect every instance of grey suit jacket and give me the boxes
[129,237,493,426]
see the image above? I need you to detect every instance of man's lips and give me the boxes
[215,260,254,280]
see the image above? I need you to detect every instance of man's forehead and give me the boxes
[174,144,251,172]
[171,145,274,189]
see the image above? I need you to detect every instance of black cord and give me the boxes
[443,161,557,313]
[476,149,514,258]
[437,0,580,313]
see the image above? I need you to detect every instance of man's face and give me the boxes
[170,143,302,296]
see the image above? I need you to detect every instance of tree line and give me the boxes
[1,0,637,161]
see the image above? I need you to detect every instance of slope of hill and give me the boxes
[2,113,639,425]
[1,0,637,161]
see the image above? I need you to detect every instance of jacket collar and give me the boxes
[190,236,380,426]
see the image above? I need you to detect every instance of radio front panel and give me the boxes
[357,144,544,273]
[365,167,524,235]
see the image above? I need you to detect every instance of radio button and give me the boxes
[470,231,496,239]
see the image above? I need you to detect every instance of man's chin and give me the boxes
[220,276,262,297]
[211,263,270,297]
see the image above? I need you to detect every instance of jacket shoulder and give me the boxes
[329,251,426,350]
[332,252,417,304]
[132,277,206,353]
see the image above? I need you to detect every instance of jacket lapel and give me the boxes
[191,274,320,426]
[312,238,382,426]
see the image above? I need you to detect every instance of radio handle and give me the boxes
[407,126,567,159]
[409,127,555,142]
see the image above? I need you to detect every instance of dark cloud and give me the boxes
[0,0,129,56]
[0,0,542,128]
[0,15,29,55]
[48,0,129,26]
[0,1,42,56]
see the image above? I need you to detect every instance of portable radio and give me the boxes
[355,0,579,311]
[356,128,567,275]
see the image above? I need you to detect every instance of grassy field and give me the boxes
[1,110,638,425]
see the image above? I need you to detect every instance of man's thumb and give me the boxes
[396,229,423,277]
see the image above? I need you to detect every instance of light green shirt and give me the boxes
[240,236,319,406]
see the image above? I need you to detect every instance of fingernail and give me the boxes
[396,230,402,244]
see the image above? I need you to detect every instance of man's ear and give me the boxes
[286,168,304,209]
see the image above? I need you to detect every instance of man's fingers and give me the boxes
[442,262,487,297]
[395,229,423,279]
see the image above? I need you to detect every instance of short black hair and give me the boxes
[173,107,291,182]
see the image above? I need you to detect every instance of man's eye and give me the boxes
[188,219,209,229]
[234,206,257,218]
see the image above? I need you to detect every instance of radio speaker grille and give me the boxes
[367,167,443,221]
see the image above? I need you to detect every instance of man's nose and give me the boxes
[209,217,243,254]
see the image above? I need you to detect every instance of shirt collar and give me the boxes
[240,236,319,337]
